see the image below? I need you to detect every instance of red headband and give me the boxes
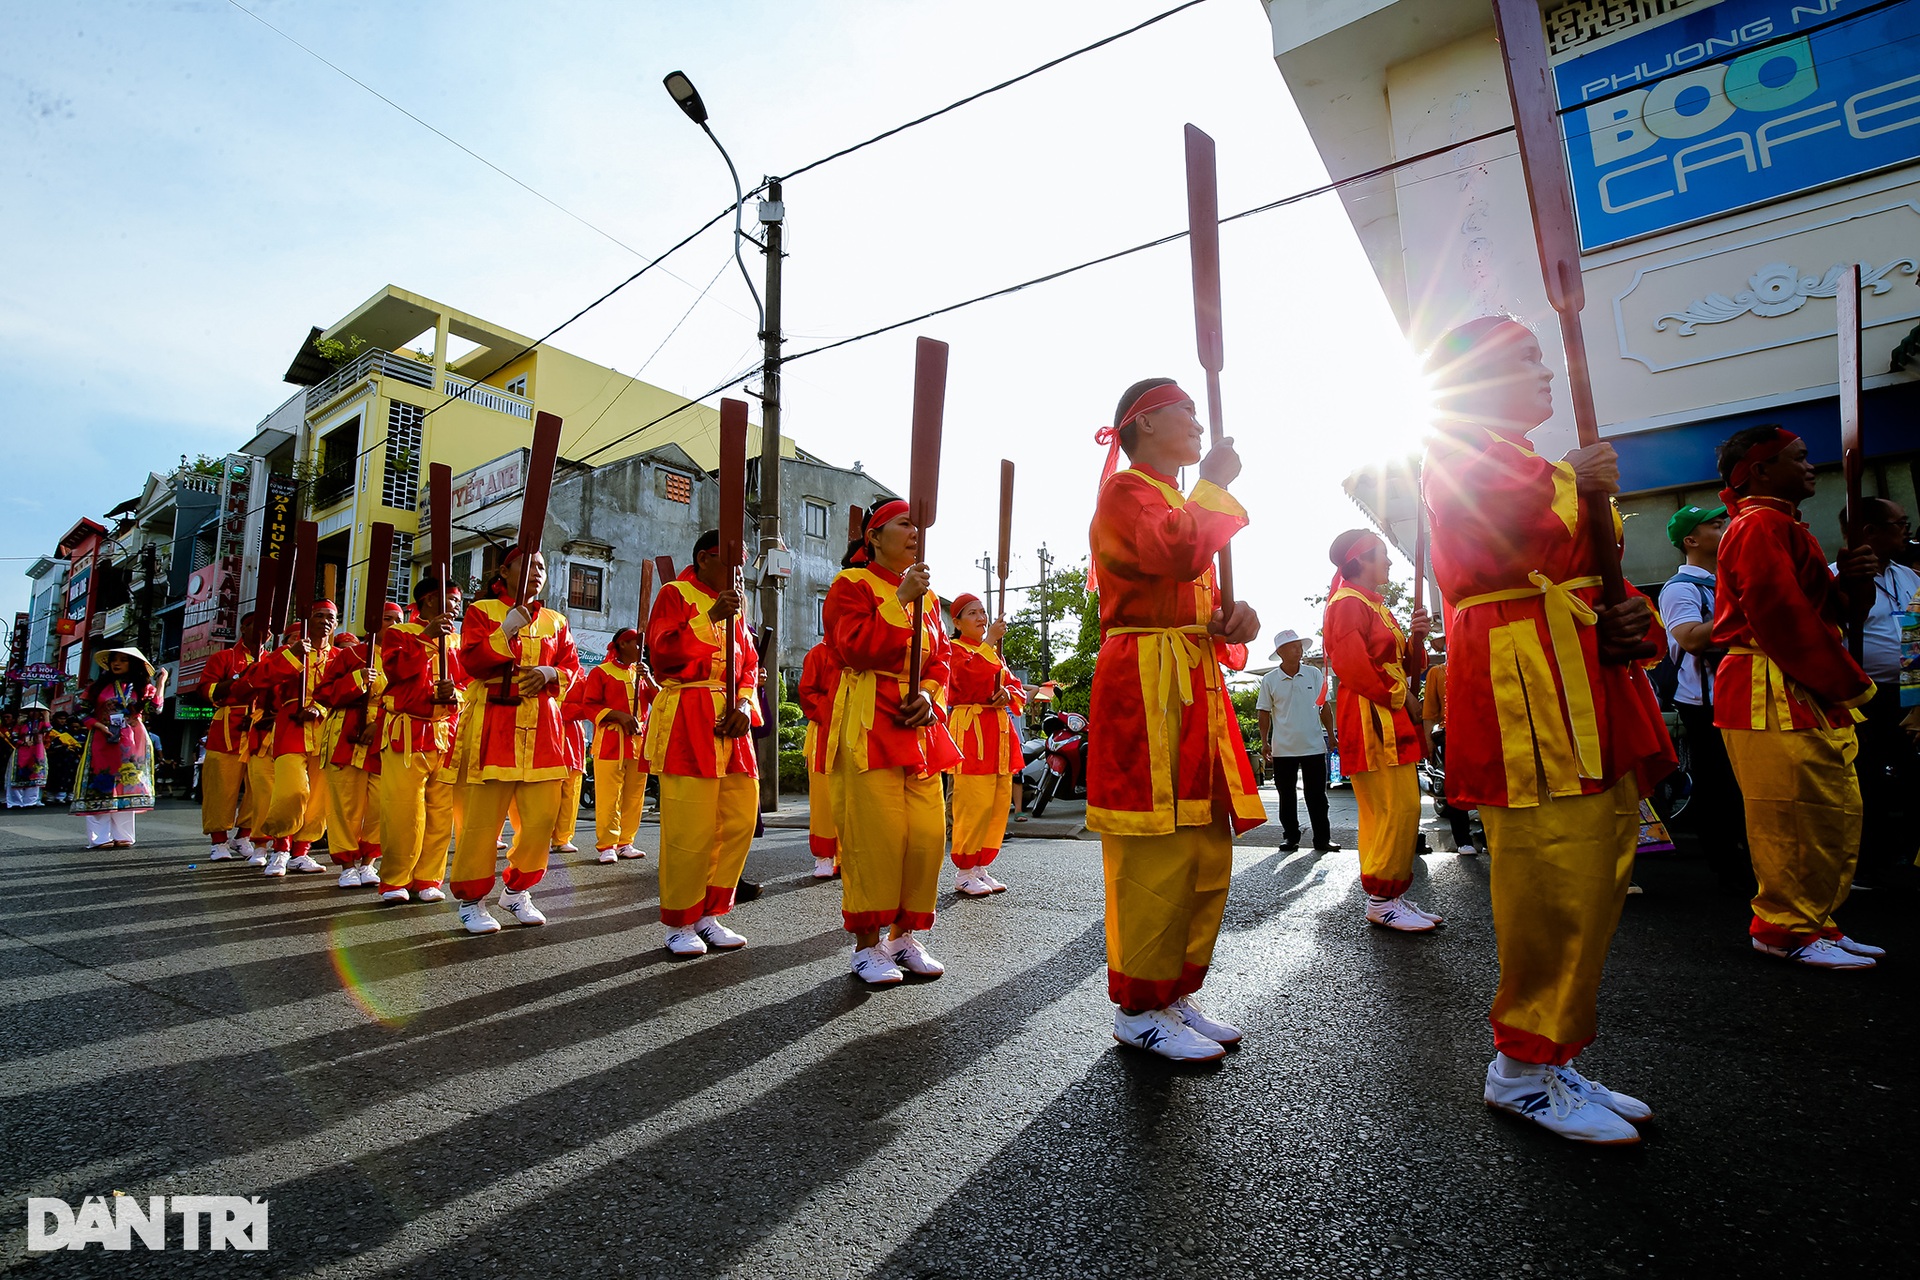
[1728,429,1799,491]
[310,599,338,616]
[612,627,639,649]
[951,593,983,620]
[1089,382,1194,591]
[381,602,404,618]
[849,499,911,566]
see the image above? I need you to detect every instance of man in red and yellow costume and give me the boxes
[945,593,1024,898]
[1322,529,1436,931]
[1423,317,1673,1145]
[645,530,761,956]
[797,638,841,879]
[235,599,339,878]
[1710,425,1882,970]
[564,626,653,865]
[449,549,580,934]
[1086,378,1264,1063]
[375,576,467,903]
[314,602,402,889]
[194,611,268,862]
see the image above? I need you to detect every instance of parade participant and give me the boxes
[1712,425,1881,969]
[548,718,587,855]
[1323,530,1436,930]
[797,639,841,879]
[644,530,761,955]
[564,627,652,864]
[5,700,50,809]
[313,603,402,888]
[375,576,466,903]
[824,501,961,985]
[71,648,167,849]
[193,612,267,861]
[1423,316,1673,1144]
[448,549,580,933]
[945,593,1023,897]
[1085,378,1264,1062]
[236,599,338,877]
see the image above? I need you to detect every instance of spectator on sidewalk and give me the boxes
[1255,629,1337,853]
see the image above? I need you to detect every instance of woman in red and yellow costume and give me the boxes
[824,499,961,986]
[193,610,269,862]
[448,549,580,934]
[234,598,338,878]
[944,593,1023,898]
[1085,377,1264,1063]
[1422,316,1673,1145]
[375,575,467,903]
[313,601,402,889]
[1321,529,1436,931]
[564,626,654,865]
[797,639,841,880]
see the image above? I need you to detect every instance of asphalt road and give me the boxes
[1,795,1913,1279]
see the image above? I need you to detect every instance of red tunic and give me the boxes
[563,660,652,763]
[798,641,841,774]
[315,638,383,772]
[194,643,260,757]
[233,644,329,759]
[822,565,961,777]
[1423,423,1673,808]
[379,621,469,757]
[1322,585,1424,772]
[1084,465,1264,836]
[946,638,1025,775]
[643,569,761,778]
[455,596,582,783]
[1710,495,1873,730]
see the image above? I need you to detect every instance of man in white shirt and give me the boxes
[1829,497,1920,888]
[1658,503,1746,886]
[1255,630,1337,854]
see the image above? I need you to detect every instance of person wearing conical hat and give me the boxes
[70,646,167,848]
[5,699,51,809]
[234,599,337,877]
[796,638,842,879]
[192,612,268,861]
[945,593,1024,898]
[1322,529,1437,932]
[562,626,654,864]
[314,601,403,889]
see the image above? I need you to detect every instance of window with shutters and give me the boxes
[383,403,424,511]
[803,499,829,539]
[568,564,604,612]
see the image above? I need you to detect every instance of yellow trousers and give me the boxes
[950,772,1011,869]
[1480,776,1639,1065]
[657,772,758,926]
[552,770,583,847]
[200,750,247,836]
[1102,812,1233,1010]
[593,757,648,851]
[323,763,382,866]
[259,752,327,846]
[1352,763,1421,898]
[808,768,838,860]
[1723,722,1861,947]
[246,753,275,841]
[832,763,945,933]
[377,749,460,891]
[452,778,562,901]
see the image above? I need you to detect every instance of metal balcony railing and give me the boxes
[305,348,435,413]
[311,459,356,509]
[441,372,533,419]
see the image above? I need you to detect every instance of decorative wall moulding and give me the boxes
[1612,201,1920,373]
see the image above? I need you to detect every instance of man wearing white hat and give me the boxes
[1254,629,1337,854]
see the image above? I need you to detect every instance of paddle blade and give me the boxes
[518,413,563,559]
[1838,262,1864,497]
[847,504,866,545]
[1184,124,1224,374]
[428,462,452,590]
[997,460,1014,576]
[910,337,948,534]
[1491,0,1583,316]
[654,555,677,586]
[290,520,318,621]
[719,398,750,569]
[638,557,655,634]
[363,521,395,638]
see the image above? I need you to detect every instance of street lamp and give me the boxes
[662,71,760,331]
[662,71,708,125]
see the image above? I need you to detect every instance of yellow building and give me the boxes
[240,285,795,625]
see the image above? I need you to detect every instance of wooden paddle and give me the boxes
[907,337,949,694]
[996,460,1014,655]
[1184,123,1234,608]
[635,556,655,717]
[289,520,318,709]
[1838,263,1866,665]
[500,412,564,702]
[428,462,452,674]
[719,398,750,712]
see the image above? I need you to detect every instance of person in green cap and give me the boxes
[1657,503,1745,887]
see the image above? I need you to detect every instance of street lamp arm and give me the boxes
[701,120,766,337]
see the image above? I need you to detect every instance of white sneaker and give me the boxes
[208,846,233,862]
[1834,934,1886,958]
[694,915,747,950]
[618,843,646,860]
[979,871,1008,894]
[1366,897,1438,932]
[1483,1059,1641,1145]
[416,885,446,903]
[288,854,325,874]
[955,871,993,898]
[1112,1007,1226,1062]
[1550,1062,1652,1123]
[1170,994,1242,1045]
[496,836,511,850]
[665,927,707,957]
[812,857,838,879]
[1752,936,1875,969]
[882,933,945,977]
[555,841,579,854]
[1457,844,1479,856]
[263,850,289,877]
[380,887,411,904]
[228,836,252,858]
[360,861,380,885]
[458,901,502,934]
[1403,898,1445,925]
[337,868,360,888]
[851,944,905,986]
[597,847,619,864]
[247,850,269,866]
[498,888,547,926]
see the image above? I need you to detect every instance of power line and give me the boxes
[572,362,766,467]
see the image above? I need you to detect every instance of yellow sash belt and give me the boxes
[824,667,911,774]
[1107,625,1221,819]
[1454,573,1604,783]
[948,702,989,760]
[645,679,726,773]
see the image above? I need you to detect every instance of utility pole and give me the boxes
[756,178,785,814]
[1037,542,1054,681]
[138,542,158,657]
[975,553,993,601]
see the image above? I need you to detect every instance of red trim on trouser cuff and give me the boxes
[661,902,705,927]
[952,847,998,870]
[975,845,1000,868]
[703,884,737,917]
[238,828,251,839]
[273,838,291,852]
[332,854,359,868]
[898,909,936,931]
[209,833,226,846]
[1818,924,1845,941]
[1489,1017,1592,1066]
[1360,874,1412,898]
[361,843,381,860]
[809,833,839,857]
[291,841,312,858]
[1750,915,1819,948]
[843,907,899,932]
[451,877,495,901]
[408,878,442,892]
[502,866,544,892]
[1173,962,1208,1000]
[1108,963,1208,1011]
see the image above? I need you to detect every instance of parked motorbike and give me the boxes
[1028,710,1089,818]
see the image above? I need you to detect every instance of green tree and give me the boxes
[1001,558,1101,713]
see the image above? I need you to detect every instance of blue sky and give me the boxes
[0,0,1424,641]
